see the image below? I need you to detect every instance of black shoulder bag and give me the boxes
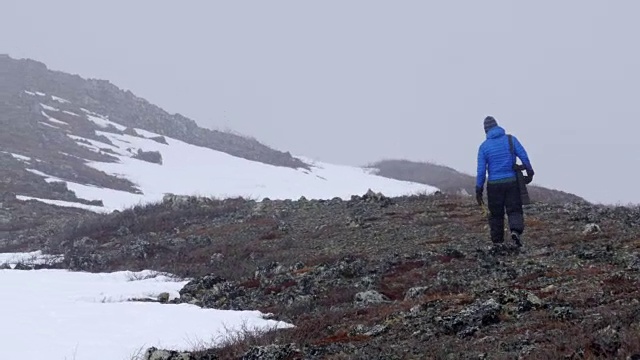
[508,135,531,205]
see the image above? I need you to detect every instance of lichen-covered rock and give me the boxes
[354,290,389,305]
[157,292,170,303]
[435,298,502,337]
[144,347,194,360]
[241,343,301,360]
[178,275,228,301]
[583,223,602,235]
[405,286,430,300]
[127,238,150,259]
[552,306,575,320]
[497,289,544,313]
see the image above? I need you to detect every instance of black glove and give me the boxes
[475,187,484,206]
[524,168,534,184]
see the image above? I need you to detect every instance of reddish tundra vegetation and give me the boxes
[4,191,640,359]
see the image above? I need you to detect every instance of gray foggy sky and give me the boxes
[2,0,639,204]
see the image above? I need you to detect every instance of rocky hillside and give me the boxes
[1,55,439,218]
[369,159,587,205]
[14,191,640,359]
[1,55,306,169]
[1,55,314,212]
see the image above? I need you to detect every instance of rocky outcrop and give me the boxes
[143,348,194,360]
[134,149,163,165]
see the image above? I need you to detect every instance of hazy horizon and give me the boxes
[3,0,640,204]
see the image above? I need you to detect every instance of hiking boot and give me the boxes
[511,231,522,247]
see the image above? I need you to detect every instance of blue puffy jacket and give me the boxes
[476,125,532,189]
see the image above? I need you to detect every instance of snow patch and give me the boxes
[25,168,63,183]
[0,263,291,359]
[40,103,60,112]
[63,184,145,211]
[4,152,31,162]
[41,110,69,125]
[24,90,36,96]
[39,121,60,129]
[63,110,80,117]
[21,167,143,212]
[79,108,128,131]
[59,151,85,160]
[35,91,46,96]
[86,114,127,131]
[51,95,70,104]
[48,118,69,126]
[135,128,163,138]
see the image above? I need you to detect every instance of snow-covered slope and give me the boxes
[16,91,438,213]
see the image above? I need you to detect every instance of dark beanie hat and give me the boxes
[484,116,498,133]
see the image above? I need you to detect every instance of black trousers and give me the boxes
[487,180,524,243]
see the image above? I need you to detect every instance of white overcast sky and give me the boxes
[2,0,639,204]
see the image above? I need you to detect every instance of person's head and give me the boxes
[484,116,498,133]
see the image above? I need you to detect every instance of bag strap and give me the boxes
[508,134,517,169]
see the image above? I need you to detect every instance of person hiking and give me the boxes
[476,116,534,246]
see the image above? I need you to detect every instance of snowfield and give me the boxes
[0,252,292,360]
[16,102,437,212]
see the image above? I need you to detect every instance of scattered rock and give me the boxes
[442,247,465,259]
[12,263,33,270]
[134,149,163,165]
[354,290,389,305]
[209,253,224,264]
[405,286,430,300]
[364,324,389,336]
[143,347,193,360]
[127,238,150,259]
[583,223,602,235]
[497,289,544,313]
[350,189,393,207]
[591,325,621,356]
[157,292,170,303]
[149,135,169,145]
[552,306,574,320]
[626,252,640,271]
[436,298,502,337]
[73,236,98,250]
[241,343,302,360]
[179,275,227,299]
[123,127,139,136]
